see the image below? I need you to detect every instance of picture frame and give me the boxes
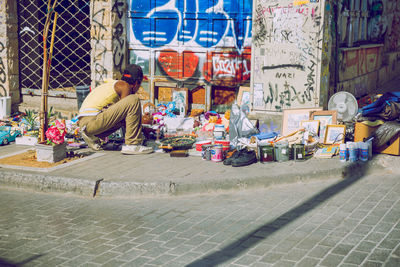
[310,110,337,141]
[282,107,323,136]
[158,87,173,102]
[324,124,346,144]
[300,120,320,136]
[172,88,188,116]
[237,86,251,107]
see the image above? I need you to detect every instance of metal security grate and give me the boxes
[17,0,91,91]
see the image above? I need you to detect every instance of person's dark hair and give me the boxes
[121,64,143,85]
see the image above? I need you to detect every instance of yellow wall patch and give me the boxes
[294,0,310,6]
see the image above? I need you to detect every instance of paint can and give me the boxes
[214,140,230,152]
[274,141,289,162]
[259,144,274,163]
[196,140,212,152]
[293,143,305,161]
[211,144,223,162]
[202,144,213,161]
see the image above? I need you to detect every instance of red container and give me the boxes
[214,140,230,151]
[195,140,212,151]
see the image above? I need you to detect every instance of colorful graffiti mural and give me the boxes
[128,0,252,87]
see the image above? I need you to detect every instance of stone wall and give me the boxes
[91,0,127,88]
[0,0,20,107]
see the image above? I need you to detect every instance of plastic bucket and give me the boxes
[214,140,230,151]
[211,144,223,162]
[0,96,11,119]
[76,85,91,110]
[195,140,212,151]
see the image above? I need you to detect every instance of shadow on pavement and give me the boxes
[0,254,43,266]
[187,162,372,267]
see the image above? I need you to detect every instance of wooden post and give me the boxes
[39,0,58,143]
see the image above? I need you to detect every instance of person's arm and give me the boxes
[114,81,132,99]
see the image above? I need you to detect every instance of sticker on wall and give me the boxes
[293,0,310,6]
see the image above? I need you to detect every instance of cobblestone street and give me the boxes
[0,170,399,267]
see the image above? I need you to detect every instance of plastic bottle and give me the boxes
[360,142,369,161]
[339,143,347,162]
[348,142,358,162]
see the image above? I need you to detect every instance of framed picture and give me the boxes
[237,86,251,107]
[324,124,346,144]
[300,120,320,136]
[158,87,173,102]
[282,107,323,136]
[172,88,188,116]
[310,110,337,141]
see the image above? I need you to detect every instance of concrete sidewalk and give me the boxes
[0,144,398,198]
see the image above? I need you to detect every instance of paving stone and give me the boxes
[259,252,285,264]
[331,244,354,256]
[343,250,368,265]
[297,256,320,267]
[355,240,377,253]
[146,253,177,265]
[378,238,399,250]
[367,248,392,262]
[283,248,310,262]
[320,253,345,267]
[122,256,151,266]
[341,234,365,245]
[270,259,295,267]
[307,245,331,258]
[89,251,122,264]
[362,261,384,267]
[384,256,400,267]
[233,254,261,266]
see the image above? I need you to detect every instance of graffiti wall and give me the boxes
[127,0,252,87]
[251,0,325,112]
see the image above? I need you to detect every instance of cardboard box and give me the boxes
[375,133,400,156]
[354,122,400,156]
[354,122,379,142]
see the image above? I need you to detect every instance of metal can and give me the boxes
[274,141,289,162]
[211,144,223,162]
[293,144,305,161]
[259,144,274,163]
[202,145,213,160]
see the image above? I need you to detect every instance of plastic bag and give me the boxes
[229,104,258,148]
[372,121,400,149]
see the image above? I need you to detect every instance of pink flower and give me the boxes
[45,121,66,145]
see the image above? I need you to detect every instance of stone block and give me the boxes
[35,142,67,163]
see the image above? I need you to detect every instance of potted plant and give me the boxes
[35,120,67,163]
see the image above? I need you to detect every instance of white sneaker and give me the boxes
[80,126,103,151]
[121,144,153,155]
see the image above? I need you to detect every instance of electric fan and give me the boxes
[328,91,358,122]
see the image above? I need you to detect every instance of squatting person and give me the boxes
[78,64,153,155]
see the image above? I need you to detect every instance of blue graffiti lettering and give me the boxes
[129,0,252,51]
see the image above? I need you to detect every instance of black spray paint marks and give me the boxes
[262,64,305,71]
